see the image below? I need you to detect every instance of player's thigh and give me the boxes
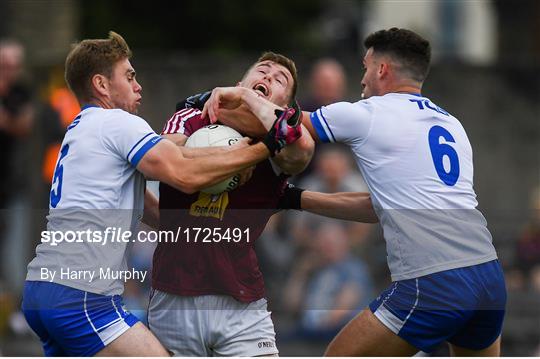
[95,321,169,356]
[23,281,148,356]
[147,289,210,356]
[212,296,278,357]
[325,308,418,357]
[450,335,501,357]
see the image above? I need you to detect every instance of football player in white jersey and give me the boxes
[21,31,301,357]
[201,28,506,357]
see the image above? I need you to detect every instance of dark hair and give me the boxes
[65,31,132,103]
[244,51,298,103]
[364,28,431,83]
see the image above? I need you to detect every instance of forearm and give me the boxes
[170,142,269,193]
[301,191,379,223]
[163,133,239,159]
[218,106,267,138]
[273,125,315,175]
[179,145,233,158]
[212,91,281,136]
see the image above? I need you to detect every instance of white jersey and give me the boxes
[26,105,161,295]
[310,93,497,281]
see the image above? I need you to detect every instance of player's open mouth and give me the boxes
[253,83,269,98]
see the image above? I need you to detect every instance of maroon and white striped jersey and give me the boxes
[153,108,288,302]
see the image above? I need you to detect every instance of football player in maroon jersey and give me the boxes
[148,52,314,356]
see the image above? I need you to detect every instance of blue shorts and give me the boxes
[369,260,506,353]
[22,281,140,356]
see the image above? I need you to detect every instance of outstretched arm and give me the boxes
[137,138,268,194]
[301,191,378,223]
[279,185,378,223]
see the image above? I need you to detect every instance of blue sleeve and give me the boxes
[103,111,162,167]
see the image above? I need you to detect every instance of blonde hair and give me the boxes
[65,31,132,103]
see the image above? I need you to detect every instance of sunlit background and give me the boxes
[0,0,538,355]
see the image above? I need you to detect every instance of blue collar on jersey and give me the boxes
[81,104,100,110]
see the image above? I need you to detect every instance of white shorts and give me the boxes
[148,289,278,356]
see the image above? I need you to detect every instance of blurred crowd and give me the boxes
[0,39,539,356]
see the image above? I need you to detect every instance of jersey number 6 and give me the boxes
[50,144,69,208]
[428,125,460,186]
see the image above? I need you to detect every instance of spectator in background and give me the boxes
[0,38,34,345]
[301,144,365,193]
[301,58,347,112]
[0,39,33,208]
[255,212,295,303]
[283,222,373,341]
[0,39,34,284]
[297,59,348,181]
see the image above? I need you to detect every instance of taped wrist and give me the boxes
[278,183,305,210]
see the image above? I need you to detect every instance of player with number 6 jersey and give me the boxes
[310,92,497,279]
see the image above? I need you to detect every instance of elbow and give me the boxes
[243,123,267,138]
[279,154,310,176]
[282,155,311,176]
[180,178,201,195]
[180,185,198,195]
